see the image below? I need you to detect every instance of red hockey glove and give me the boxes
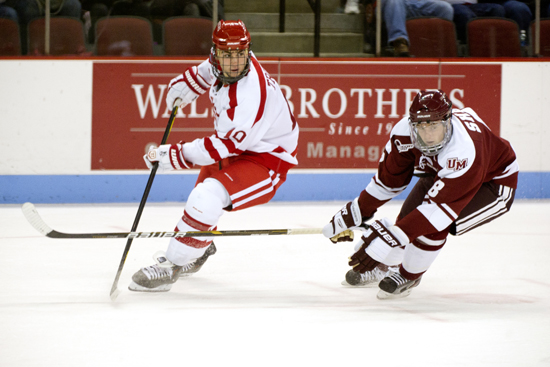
[143,143,192,172]
[349,218,409,273]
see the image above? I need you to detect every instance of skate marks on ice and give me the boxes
[1,201,549,367]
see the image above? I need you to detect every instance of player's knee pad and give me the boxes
[184,178,230,225]
[167,179,229,264]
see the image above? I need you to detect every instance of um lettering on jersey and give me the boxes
[447,157,468,171]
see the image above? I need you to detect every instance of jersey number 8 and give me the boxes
[428,180,445,197]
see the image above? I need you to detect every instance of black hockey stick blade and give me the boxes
[22,202,323,239]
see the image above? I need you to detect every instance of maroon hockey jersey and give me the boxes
[359,107,519,241]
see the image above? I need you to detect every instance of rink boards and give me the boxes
[0,59,549,202]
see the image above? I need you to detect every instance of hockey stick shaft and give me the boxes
[109,99,181,300]
[22,202,323,238]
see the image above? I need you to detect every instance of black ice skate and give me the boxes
[179,243,217,278]
[342,264,398,287]
[377,273,422,300]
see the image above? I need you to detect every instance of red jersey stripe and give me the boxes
[203,137,222,162]
[284,98,297,130]
[221,138,237,154]
[227,83,238,121]
[251,57,266,126]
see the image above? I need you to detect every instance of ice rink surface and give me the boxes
[1,200,549,367]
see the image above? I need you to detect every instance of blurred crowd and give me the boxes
[340,0,550,56]
[1,0,549,56]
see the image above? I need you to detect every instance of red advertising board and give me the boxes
[92,60,501,170]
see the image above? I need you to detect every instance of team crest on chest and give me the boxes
[447,157,468,171]
[418,155,435,170]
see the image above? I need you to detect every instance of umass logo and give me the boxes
[447,157,468,171]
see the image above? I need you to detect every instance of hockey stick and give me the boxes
[109,98,181,301]
[21,202,322,238]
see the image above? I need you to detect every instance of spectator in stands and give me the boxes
[150,0,224,22]
[11,0,81,53]
[443,0,505,44]
[492,0,532,39]
[446,0,532,45]
[80,0,111,43]
[382,0,454,56]
[0,0,18,21]
[192,0,225,21]
[109,0,149,17]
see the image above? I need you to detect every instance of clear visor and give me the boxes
[410,118,452,156]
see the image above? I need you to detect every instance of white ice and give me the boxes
[1,200,549,367]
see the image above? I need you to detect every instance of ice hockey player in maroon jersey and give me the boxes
[323,90,518,299]
[128,20,299,292]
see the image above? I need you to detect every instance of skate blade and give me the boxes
[341,280,379,288]
[128,281,172,292]
[376,288,413,300]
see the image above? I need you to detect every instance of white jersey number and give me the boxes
[455,111,482,133]
[428,180,445,198]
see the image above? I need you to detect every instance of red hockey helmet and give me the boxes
[212,19,251,51]
[210,20,251,84]
[409,90,453,156]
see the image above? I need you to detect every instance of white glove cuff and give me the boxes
[184,67,208,95]
[364,222,409,264]
[349,197,362,226]
[388,225,409,245]
[322,197,362,238]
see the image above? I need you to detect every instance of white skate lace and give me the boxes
[181,261,195,271]
[142,265,173,280]
[361,267,394,283]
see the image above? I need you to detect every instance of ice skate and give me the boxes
[377,273,421,300]
[128,262,183,292]
[342,264,397,287]
[179,243,217,278]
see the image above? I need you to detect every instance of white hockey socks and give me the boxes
[401,236,446,276]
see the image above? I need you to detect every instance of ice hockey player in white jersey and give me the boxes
[129,20,299,292]
[323,90,518,299]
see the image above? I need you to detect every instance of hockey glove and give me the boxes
[143,143,192,172]
[166,66,209,110]
[323,197,368,243]
[349,218,409,273]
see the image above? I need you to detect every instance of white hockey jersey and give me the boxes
[181,52,299,173]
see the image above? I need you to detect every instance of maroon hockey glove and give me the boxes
[348,219,408,273]
[348,229,381,273]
